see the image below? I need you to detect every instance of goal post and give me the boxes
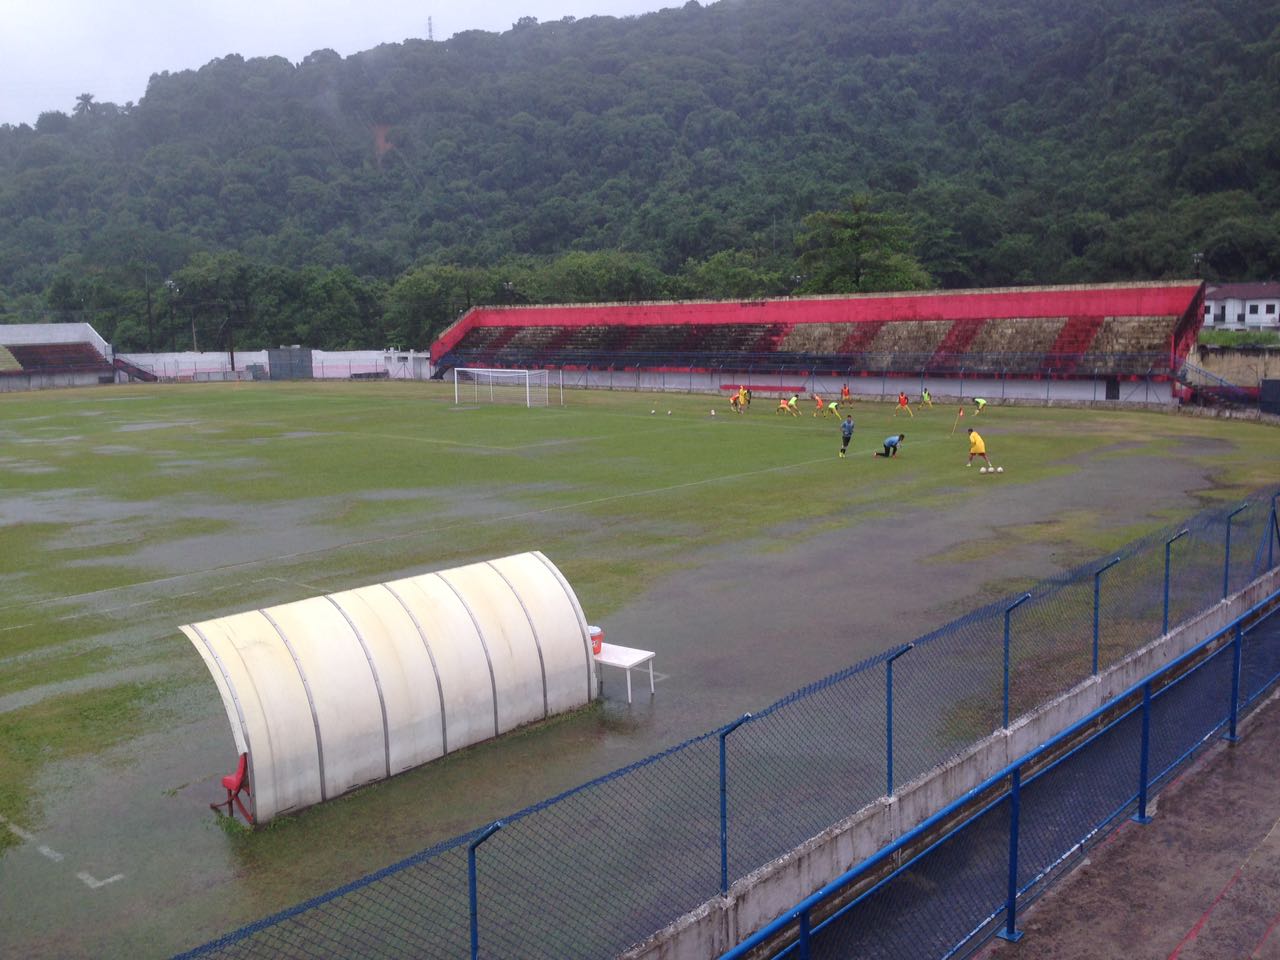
[453,368,562,407]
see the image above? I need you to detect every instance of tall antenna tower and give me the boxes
[428,16,434,41]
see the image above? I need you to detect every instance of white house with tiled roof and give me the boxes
[1203,282,1280,331]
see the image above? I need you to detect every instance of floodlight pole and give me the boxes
[1223,504,1248,599]
[1003,593,1032,728]
[1162,529,1189,635]
[1092,557,1121,676]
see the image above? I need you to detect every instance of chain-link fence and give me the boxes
[177,488,1280,960]
[726,561,1280,960]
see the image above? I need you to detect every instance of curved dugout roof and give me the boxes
[182,551,596,824]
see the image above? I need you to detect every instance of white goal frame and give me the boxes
[453,368,563,407]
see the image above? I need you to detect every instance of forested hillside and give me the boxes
[1,0,1276,351]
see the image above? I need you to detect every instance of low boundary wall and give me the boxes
[554,368,1176,406]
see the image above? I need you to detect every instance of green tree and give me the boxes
[795,196,933,294]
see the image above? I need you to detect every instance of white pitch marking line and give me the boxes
[77,872,125,889]
[0,813,124,888]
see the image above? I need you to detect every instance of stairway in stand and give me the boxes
[1044,316,1105,375]
[927,318,987,371]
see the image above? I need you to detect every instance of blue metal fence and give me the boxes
[177,488,1280,960]
[722,595,1280,960]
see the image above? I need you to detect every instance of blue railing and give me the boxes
[176,490,1280,960]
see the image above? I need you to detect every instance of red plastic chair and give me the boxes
[210,752,254,825]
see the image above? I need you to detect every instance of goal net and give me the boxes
[453,368,552,407]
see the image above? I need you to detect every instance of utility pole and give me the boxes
[144,265,155,351]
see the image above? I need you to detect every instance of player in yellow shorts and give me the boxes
[824,398,841,418]
[813,395,825,417]
[921,387,933,408]
[787,394,800,416]
[966,428,992,468]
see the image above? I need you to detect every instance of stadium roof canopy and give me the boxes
[431,281,1205,365]
[182,552,595,824]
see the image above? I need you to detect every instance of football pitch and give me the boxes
[1,380,1278,958]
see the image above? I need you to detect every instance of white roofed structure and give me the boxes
[182,551,596,824]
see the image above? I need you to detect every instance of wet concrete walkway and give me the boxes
[978,689,1280,960]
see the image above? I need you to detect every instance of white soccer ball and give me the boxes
[996,466,1004,473]
[651,409,656,414]
[979,467,989,474]
[667,410,672,415]
[711,409,716,416]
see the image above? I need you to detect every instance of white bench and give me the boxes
[593,642,656,704]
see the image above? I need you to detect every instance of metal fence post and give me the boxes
[1270,498,1279,570]
[1133,682,1153,824]
[1223,504,1248,599]
[1162,529,1189,635]
[468,821,503,960]
[1003,593,1032,728]
[1092,557,1121,675]
[885,643,915,796]
[997,766,1024,942]
[719,713,752,895]
[1226,624,1243,742]
[797,908,812,960]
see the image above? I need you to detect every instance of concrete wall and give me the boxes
[556,368,1176,406]
[1193,345,1280,387]
[624,565,1280,960]
[117,349,433,381]
[0,371,110,392]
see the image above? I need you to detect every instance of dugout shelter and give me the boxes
[182,551,597,824]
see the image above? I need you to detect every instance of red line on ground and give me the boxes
[1249,910,1280,958]
[1166,864,1245,959]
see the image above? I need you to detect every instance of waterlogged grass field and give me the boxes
[1,380,1278,958]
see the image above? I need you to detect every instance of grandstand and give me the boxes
[0,323,118,391]
[430,282,1206,404]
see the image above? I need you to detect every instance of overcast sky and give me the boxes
[0,0,677,127]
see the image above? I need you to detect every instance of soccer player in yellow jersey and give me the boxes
[824,398,841,418]
[787,394,800,416]
[967,428,992,468]
[921,387,933,408]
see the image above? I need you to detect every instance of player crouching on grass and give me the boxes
[966,428,992,468]
[839,415,855,458]
[874,433,905,458]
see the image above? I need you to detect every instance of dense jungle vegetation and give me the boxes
[0,0,1276,351]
